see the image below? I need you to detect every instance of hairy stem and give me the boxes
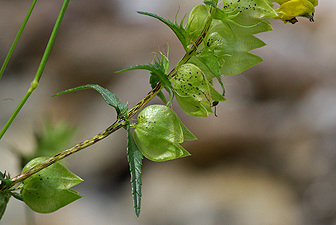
[3,4,215,192]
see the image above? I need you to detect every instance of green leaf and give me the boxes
[53,84,127,117]
[137,11,188,49]
[0,172,12,188]
[0,192,11,220]
[117,64,172,90]
[21,157,83,213]
[134,105,196,161]
[125,123,143,218]
[149,72,168,104]
[116,48,172,92]
[204,0,218,7]
[10,192,23,201]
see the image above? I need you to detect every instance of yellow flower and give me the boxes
[273,0,318,23]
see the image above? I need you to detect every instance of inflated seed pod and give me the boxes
[171,63,225,117]
[134,105,196,162]
[185,4,209,45]
[21,157,82,213]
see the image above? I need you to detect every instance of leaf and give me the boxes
[187,3,273,81]
[0,192,11,220]
[21,157,83,213]
[117,64,172,90]
[0,172,12,188]
[137,11,188,49]
[134,105,196,161]
[126,123,143,218]
[116,48,172,92]
[149,72,167,104]
[53,84,127,117]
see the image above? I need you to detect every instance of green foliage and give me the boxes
[0,172,12,220]
[137,11,189,50]
[21,157,83,213]
[134,105,196,161]
[125,122,143,217]
[53,84,127,117]
[0,0,319,220]
[116,49,171,103]
[0,192,11,220]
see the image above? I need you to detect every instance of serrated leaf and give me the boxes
[189,7,271,79]
[0,172,12,188]
[21,157,83,213]
[0,192,11,220]
[137,11,188,49]
[126,124,143,218]
[53,84,127,117]
[117,64,172,90]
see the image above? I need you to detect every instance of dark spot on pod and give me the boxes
[188,83,192,86]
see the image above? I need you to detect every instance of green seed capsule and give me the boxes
[134,105,196,162]
[171,63,225,117]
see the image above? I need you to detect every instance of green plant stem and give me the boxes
[6,120,125,188]
[0,0,70,140]
[2,4,215,192]
[0,0,38,80]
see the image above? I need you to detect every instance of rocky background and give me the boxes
[1,0,336,224]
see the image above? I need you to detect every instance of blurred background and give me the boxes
[0,0,335,224]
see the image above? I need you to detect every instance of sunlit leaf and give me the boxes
[53,84,127,117]
[125,123,143,217]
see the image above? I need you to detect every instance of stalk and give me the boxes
[0,0,70,139]
[3,4,215,191]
